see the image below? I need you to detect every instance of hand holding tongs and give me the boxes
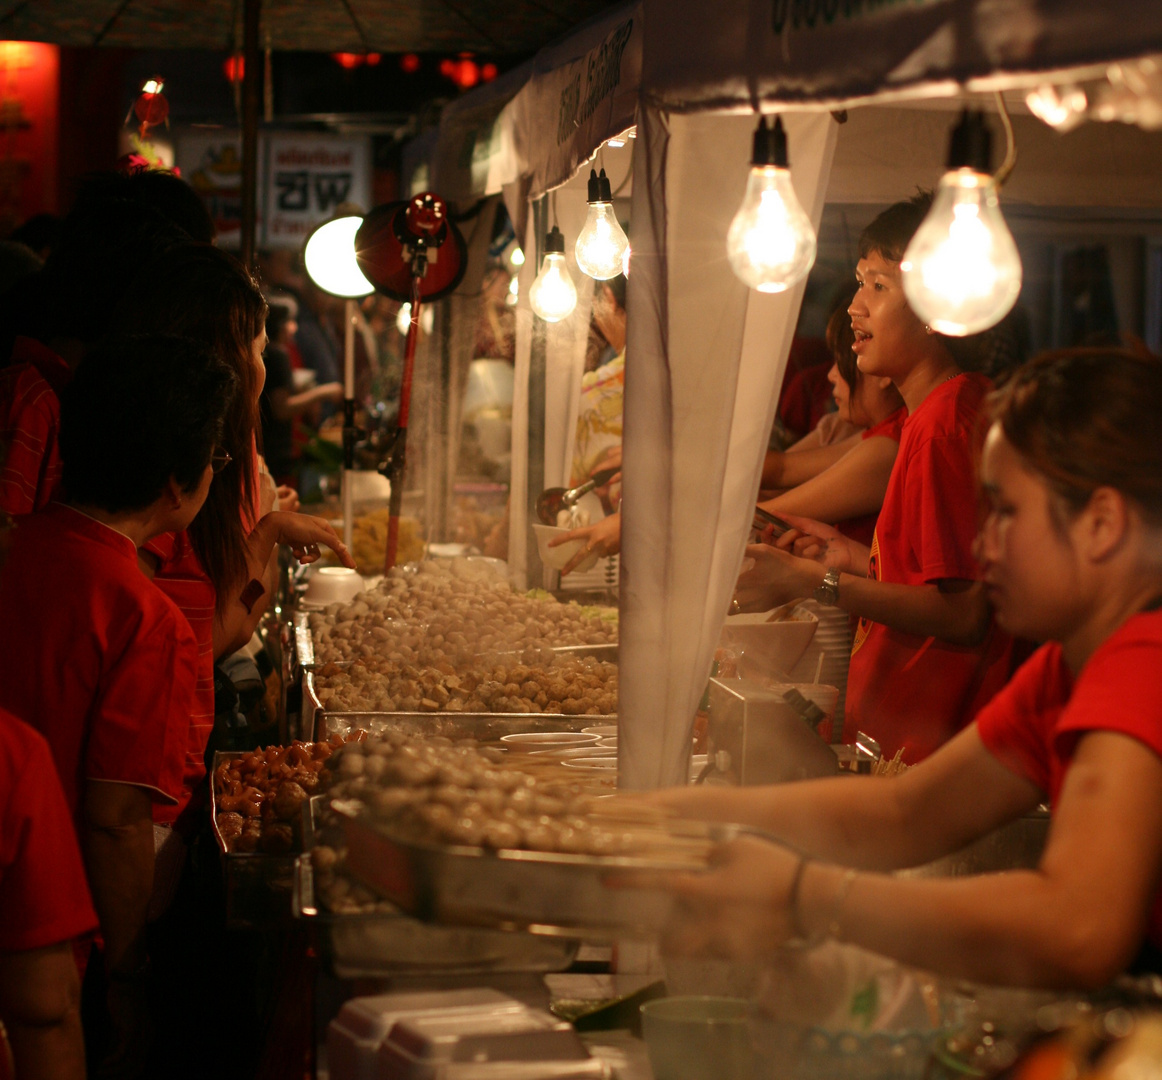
[536,466,621,525]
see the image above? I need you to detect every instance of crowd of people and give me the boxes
[0,169,354,1079]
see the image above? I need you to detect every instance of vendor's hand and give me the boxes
[549,512,621,575]
[276,485,300,513]
[262,511,355,568]
[732,543,821,612]
[317,381,345,404]
[608,835,800,961]
[765,512,864,573]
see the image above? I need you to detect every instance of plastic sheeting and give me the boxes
[618,108,838,789]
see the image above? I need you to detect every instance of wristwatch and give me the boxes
[814,567,841,607]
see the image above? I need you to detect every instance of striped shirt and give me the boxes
[0,339,72,516]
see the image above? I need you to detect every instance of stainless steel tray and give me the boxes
[334,803,728,941]
[304,669,616,742]
[292,857,578,978]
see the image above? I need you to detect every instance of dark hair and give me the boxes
[859,191,934,263]
[826,287,859,393]
[990,348,1162,526]
[109,244,268,605]
[60,335,236,513]
[598,274,627,311]
[21,200,188,345]
[9,213,61,256]
[72,169,215,244]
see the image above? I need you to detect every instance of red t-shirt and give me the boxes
[0,504,195,822]
[0,709,98,952]
[836,406,908,549]
[976,609,1162,946]
[145,436,263,818]
[843,374,1012,762]
[0,338,71,517]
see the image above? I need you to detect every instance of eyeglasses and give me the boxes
[210,449,233,475]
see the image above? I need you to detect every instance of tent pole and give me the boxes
[240,0,261,268]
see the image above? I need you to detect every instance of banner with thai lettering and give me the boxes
[642,0,1162,112]
[499,0,642,201]
[262,133,371,249]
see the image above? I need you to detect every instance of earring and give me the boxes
[924,324,935,335]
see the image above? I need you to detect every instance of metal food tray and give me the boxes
[292,856,578,978]
[209,750,298,927]
[334,802,731,941]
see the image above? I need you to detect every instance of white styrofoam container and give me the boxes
[377,1007,594,1080]
[326,989,522,1080]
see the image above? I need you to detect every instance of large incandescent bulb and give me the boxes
[303,213,375,297]
[574,168,630,280]
[726,116,817,294]
[529,226,577,323]
[900,110,1022,336]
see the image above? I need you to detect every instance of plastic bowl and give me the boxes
[720,607,817,671]
[562,757,618,770]
[582,724,618,737]
[303,566,365,605]
[641,997,754,1080]
[499,732,601,748]
[532,524,599,574]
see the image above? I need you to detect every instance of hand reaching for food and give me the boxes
[549,512,622,575]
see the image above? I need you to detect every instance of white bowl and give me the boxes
[581,724,618,737]
[563,756,618,770]
[499,731,601,748]
[719,607,817,671]
[529,745,618,758]
[532,524,599,574]
[303,566,365,605]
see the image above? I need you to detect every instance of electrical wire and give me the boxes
[993,91,1018,189]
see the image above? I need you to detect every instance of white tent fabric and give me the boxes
[618,108,838,790]
[641,0,1162,114]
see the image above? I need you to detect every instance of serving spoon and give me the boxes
[535,466,620,525]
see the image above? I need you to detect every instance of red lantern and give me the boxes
[481,63,498,82]
[400,53,421,73]
[222,55,244,83]
[133,78,168,138]
[331,52,362,69]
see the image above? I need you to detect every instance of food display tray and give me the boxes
[291,856,578,978]
[209,751,298,928]
[334,802,731,941]
[303,669,617,742]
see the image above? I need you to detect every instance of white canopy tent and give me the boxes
[416,0,1162,790]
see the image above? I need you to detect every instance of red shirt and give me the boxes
[836,406,908,549]
[145,436,263,818]
[0,504,195,822]
[976,609,1162,946]
[0,338,71,516]
[143,530,216,820]
[0,709,98,952]
[843,374,1011,762]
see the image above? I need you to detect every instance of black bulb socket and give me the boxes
[946,109,992,172]
[751,115,789,168]
[543,225,566,255]
[587,168,613,203]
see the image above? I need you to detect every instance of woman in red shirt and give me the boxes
[629,347,1162,988]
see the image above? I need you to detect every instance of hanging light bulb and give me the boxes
[528,225,577,322]
[900,110,1022,337]
[726,116,817,294]
[574,168,630,280]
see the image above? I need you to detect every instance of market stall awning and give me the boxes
[0,0,624,54]
[643,0,1162,112]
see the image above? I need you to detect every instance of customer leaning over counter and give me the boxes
[0,335,235,1075]
[628,348,1162,988]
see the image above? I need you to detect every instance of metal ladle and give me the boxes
[535,467,620,525]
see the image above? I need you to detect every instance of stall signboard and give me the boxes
[262,133,371,250]
[499,1,642,203]
[176,130,245,248]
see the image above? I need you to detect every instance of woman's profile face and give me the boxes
[848,250,928,381]
[978,422,1085,643]
[827,362,854,424]
[250,329,268,401]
